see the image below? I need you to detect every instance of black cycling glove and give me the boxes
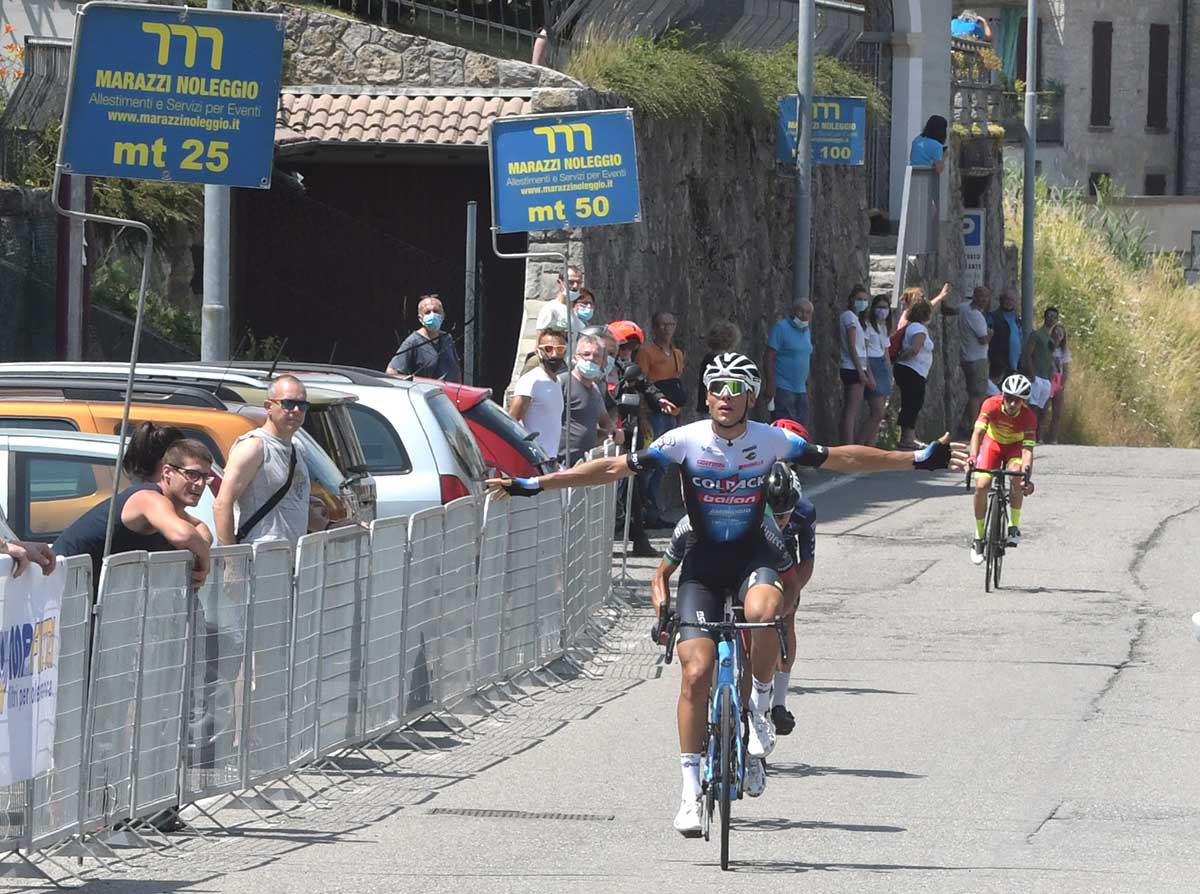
[503,477,543,497]
[912,440,951,470]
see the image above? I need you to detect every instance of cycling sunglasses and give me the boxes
[538,345,568,358]
[707,379,750,398]
[275,398,310,412]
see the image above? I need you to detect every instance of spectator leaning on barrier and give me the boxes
[958,286,994,438]
[951,9,993,41]
[988,289,1023,379]
[386,294,461,382]
[510,329,568,461]
[54,423,214,589]
[764,299,814,426]
[559,333,615,461]
[911,115,948,175]
[0,509,56,578]
[696,319,742,413]
[1022,306,1059,424]
[215,375,315,548]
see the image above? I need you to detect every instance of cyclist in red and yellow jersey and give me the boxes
[968,374,1037,564]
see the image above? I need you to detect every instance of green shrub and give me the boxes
[566,35,888,124]
[92,258,200,354]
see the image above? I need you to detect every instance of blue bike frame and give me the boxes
[705,632,744,800]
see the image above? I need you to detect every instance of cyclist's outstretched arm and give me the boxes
[486,455,632,498]
[822,433,967,474]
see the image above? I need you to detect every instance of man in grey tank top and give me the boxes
[214,375,314,546]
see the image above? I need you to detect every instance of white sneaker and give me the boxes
[971,538,985,566]
[745,757,766,798]
[673,797,702,837]
[747,710,776,758]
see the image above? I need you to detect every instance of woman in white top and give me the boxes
[858,294,894,446]
[838,285,874,444]
[1046,322,1071,444]
[893,297,935,449]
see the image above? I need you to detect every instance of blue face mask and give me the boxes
[604,355,615,375]
[567,290,580,303]
[576,305,594,323]
[576,358,603,380]
[422,312,443,331]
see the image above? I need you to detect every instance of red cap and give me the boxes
[608,320,644,345]
[772,418,811,441]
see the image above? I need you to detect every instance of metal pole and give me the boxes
[66,175,86,361]
[201,0,233,362]
[1021,0,1038,336]
[793,0,815,306]
[464,201,478,385]
[618,421,638,587]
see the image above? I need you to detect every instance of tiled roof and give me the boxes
[275,91,532,148]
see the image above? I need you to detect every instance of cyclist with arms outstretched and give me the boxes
[968,373,1037,564]
[486,352,965,835]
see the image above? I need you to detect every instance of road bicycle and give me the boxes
[662,596,787,871]
[967,466,1028,592]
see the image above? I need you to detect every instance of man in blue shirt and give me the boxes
[951,10,992,41]
[763,299,814,425]
[988,288,1023,377]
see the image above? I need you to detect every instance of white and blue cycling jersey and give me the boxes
[626,419,827,545]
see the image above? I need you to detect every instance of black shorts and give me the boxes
[675,540,784,643]
[839,367,863,386]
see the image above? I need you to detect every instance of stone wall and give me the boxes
[581,111,869,443]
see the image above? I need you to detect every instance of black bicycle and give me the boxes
[967,466,1028,591]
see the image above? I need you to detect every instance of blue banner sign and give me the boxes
[60,2,285,188]
[489,109,641,233]
[776,96,867,166]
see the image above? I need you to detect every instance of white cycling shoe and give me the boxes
[747,710,777,758]
[673,797,703,837]
[745,757,766,798]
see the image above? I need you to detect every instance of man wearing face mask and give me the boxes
[764,299,814,425]
[535,266,586,335]
[558,334,615,462]
[510,330,568,461]
[386,294,462,381]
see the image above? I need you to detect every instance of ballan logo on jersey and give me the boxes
[693,473,766,505]
[0,617,56,716]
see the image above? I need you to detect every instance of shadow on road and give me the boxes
[731,816,906,834]
[715,859,966,874]
[767,762,925,780]
[813,475,968,527]
[793,684,915,697]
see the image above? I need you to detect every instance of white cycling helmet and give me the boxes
[1001,373,1032,400]
[703,352,762,397]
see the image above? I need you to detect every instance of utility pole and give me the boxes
[201,0,233,361]
[1021,0,1038,335]
[793,0,815,306]
[464,201,478,385]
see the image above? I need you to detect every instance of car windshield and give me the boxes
[465,399,551,465]
[426,390,488,480]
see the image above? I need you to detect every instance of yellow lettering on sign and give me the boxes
[142,21,225,70]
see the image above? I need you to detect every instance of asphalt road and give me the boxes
[76,445,1200,894]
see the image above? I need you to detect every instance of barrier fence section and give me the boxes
[1,474,618,871]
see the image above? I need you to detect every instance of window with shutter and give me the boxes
[1016,17,1045,90]
[1147,24,1170,130]
[1091,22,1113,127]
[1144,173,1167,195]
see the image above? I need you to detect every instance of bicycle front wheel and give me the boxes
[992,496,1007,590]
[718,686,734,871]
[984,491,997,593]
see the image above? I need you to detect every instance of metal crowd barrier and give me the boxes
[0,480,618,876]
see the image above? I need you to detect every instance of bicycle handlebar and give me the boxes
[966,465,1030,489]
[662,614,789,666]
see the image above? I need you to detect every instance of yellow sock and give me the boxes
[1010,508,1022,528]
[974,518,985,539]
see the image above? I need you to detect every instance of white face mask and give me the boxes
[854,299,869,313]
[792,317,810,330]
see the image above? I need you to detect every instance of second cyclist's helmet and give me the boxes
[766,461,800,515]
[771,418,811,442]
[1001,373,1032,400]
[703,352,762,397]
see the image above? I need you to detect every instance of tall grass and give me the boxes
[1008,176,1200,447]
[566,35,888,124]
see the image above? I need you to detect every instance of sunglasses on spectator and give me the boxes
[538,345,567,358]
[167,464,216,485]
[708,380,750,397]
[273,398,310,412]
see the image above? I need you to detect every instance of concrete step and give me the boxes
[869,253,896,273]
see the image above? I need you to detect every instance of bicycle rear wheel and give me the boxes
[718,686,734,871]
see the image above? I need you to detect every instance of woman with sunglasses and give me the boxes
[487,352,966,835]
[54,423,214,591]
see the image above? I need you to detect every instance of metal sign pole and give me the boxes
[464,201,478,385]
[618,420,638,589]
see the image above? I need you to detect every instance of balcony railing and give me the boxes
[999,91,1065,145]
